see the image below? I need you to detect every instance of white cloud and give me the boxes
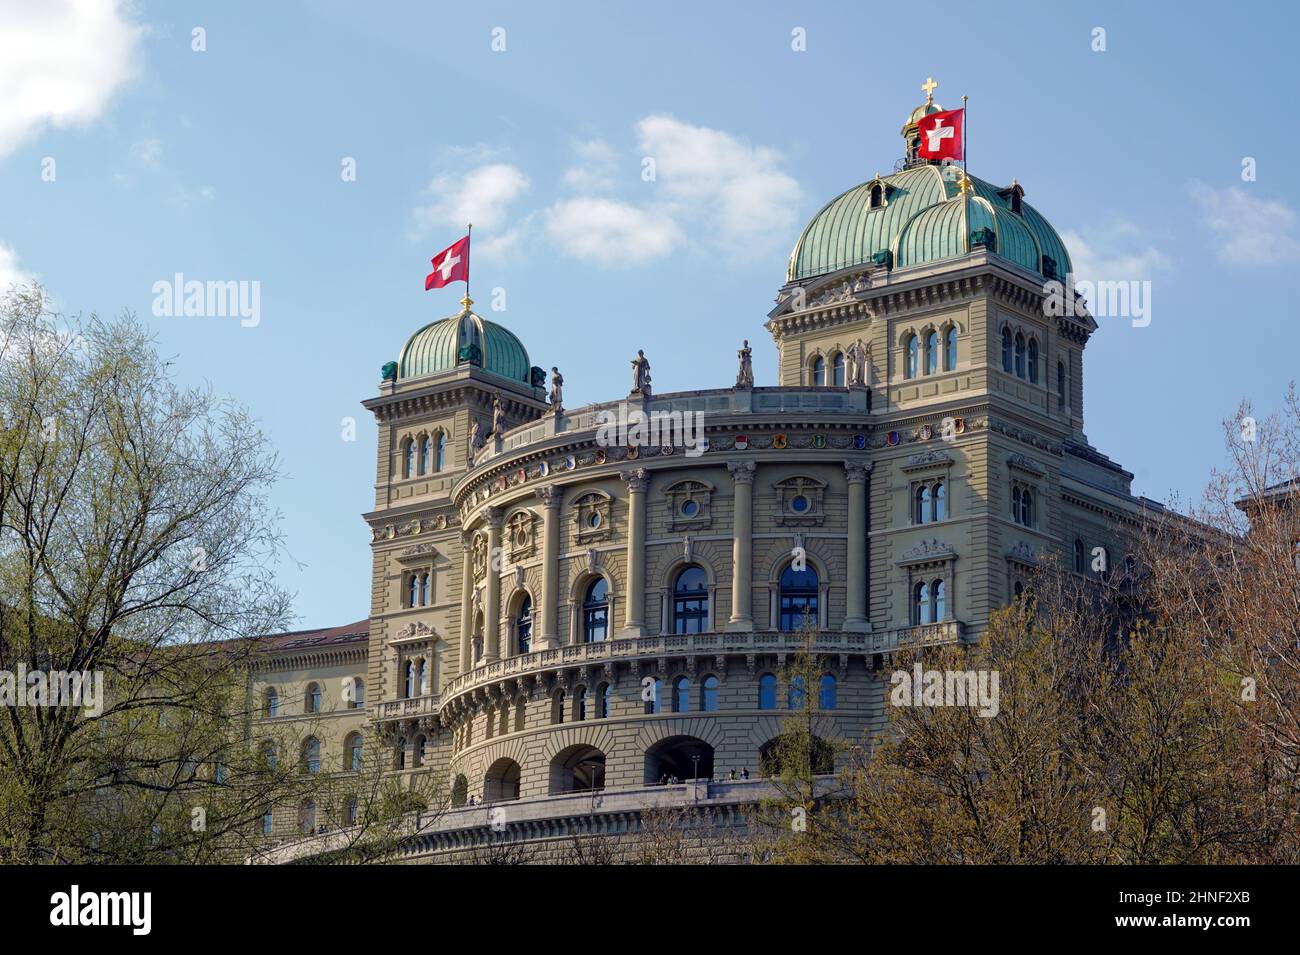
[131,135,162,169]
[1059,220,1170,285]
[636,115,802,249]
[0,0,142,157]
[0,243,36,291]
[1188,180,1300,266]
[545,198,682,266]
[562,139,619,193]
[410,163,530,240]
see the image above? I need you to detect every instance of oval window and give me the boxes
[587,512,602,529]
[790,495,810,513]
[681,499,699,517]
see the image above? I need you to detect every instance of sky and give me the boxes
[2,0,1298,629]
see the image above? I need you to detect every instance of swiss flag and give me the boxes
[917,108,964,161]
[425,235,470,290]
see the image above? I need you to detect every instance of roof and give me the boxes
[398,309,531,384]
[787,164,1073,282]
[259,619,370,652]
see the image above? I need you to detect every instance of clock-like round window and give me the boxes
[587,512,602,529]
[681,499,700,518]
[790,495,810,513]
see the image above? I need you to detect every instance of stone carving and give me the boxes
[548,367,564,413]
[1006,541,1040,565]
[727,460,756,485]
[491,395,506,437]
[898,538,956,563]
[735,339,754,389]
[468,419,485,464]
[621,468,649,493]
[846,338,868,386]
[396,621,432,639]
[630,349,652,396]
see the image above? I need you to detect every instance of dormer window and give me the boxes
[870,183,883,208]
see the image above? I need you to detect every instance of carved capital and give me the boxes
[484,506,505,529]
[535,484,563,509]
[843,460,873,484]
[727,460,757,485]
[620,468,650,493]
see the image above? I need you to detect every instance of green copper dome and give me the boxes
[397,308,531,383]
[787,164,1072,283]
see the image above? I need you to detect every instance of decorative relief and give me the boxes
[471,535,488,580]
[773,475,827,526]
[901,449,954,473]
[897,538,957,566]
[573,492,613,544]
[1006,541,1040,566]
[395,621,433,640]
[665,479,713,530]
[506,510,537,560]
[1007,453,1046,477]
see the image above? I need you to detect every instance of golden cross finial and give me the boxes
[921,76,938,103]
[460,294,474,313]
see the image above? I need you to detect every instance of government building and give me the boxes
[251,84,1160,862]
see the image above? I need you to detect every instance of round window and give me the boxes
[681,499,700,518]
[790,495,810,513]
[587,512,602,529]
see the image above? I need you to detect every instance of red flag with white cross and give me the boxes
[424,235,470,290]
[917,108,964,161]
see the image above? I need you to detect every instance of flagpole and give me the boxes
[465,222,472,308]
[962,94,968,174]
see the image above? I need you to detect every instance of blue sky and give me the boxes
[2,0,1298,628]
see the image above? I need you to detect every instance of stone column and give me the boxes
[843,461,872,632]
[535,484,562,649]
[459,533,474,673]
[484,507,503,661]
[726,461,756,631]
[620,468,649,636]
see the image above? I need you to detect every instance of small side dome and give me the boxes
[397,308,532,384]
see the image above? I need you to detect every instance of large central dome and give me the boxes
[786,163,1073,283]
[397,308,532,384]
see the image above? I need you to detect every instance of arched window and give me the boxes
[344,796,359,826]
[644,677,662,715]
[701,675,719,712]
[576,686,588,721]
[597,683,611,719]
[759,673,777,710]
[300,799,316,834]
[944,326,957,371]
[672,565,709,634]
[914,581,932,625]
[417,659,429,696]
[1001,328,1013,373]
[261,741,278,773]
[1014,333,1026,378]
[551,691,565,724]
[870,183,883,208]
[905,334,918,379]
[345,733,363,772]
[413,734,427,767]
[302,737,321,775]
[933,579,946,621]
[925,330,939,375]
[788,675,806,710]
[831,351,845,386]
[419,573,430,606]
[516,595,532,654]
[1027,338,1039,384]
[1012,486,1022,524]
[404,660,415,698]
[402,438,415,479]
[435,432,446,471]
[672,676,690,713]
[1019,488,1034,527]
[933,481,946,521]
[395,738,407,770]
[582,578,609,643]
[916,484,931,524]
[1057,359,1067,408]
[419,435,430,474]
[261,807,274,836]
[819,674,837,710]
[408,574,419,608]
[351,678,365,708]
[811,356,825,386]
[1073,538,1085,574]
[779,563,819,631]
[305,682,321,714]
[263,687,279,718]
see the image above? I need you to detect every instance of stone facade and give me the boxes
[255,94,1165,859]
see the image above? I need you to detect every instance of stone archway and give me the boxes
[644,735,714,784]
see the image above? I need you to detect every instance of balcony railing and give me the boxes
[374,694,440,721]
[440,620,964,703]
